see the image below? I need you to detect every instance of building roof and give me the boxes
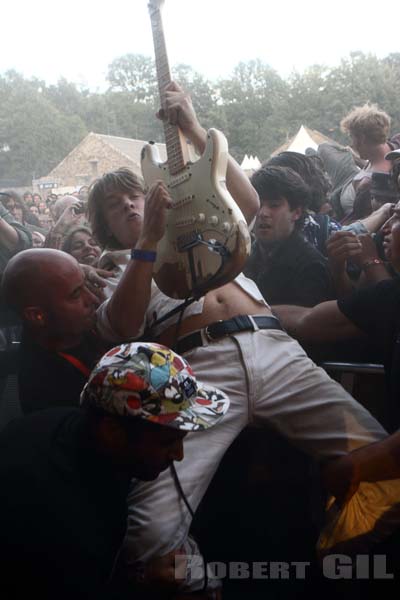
[271,126,337,156]
[34,132,167,188]
[95,133,167,165]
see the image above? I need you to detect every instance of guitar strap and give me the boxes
[142,296,198,349]
[142,253,233,348]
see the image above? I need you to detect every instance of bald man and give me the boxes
[2,249,106,413]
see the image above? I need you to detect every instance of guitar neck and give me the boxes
[149,5,189,175]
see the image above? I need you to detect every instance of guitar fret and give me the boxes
[150,2,187,176]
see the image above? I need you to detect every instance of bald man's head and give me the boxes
[2,250,98,341]
[3,249,79,313]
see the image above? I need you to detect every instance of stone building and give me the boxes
[33,132,167,193]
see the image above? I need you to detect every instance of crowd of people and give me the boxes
[1,83,400,599]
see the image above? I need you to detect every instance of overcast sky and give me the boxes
[2,0,399,90]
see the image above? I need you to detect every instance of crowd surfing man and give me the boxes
[0,341,228,599]
[87,82,400,592]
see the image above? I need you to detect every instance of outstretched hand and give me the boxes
[54,202,84,235]
[326,230,362,270]
[350,233,379,268]
[321,455,360,508]
[81,264,114,302]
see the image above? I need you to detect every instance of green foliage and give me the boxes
[2,51,400,185]
[0,71,87,186]
[107,54,157,102]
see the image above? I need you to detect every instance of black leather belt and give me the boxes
[176,315,284,355]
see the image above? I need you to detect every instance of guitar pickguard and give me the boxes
[142,129,251,298]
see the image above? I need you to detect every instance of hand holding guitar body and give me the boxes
[138,181,172,250]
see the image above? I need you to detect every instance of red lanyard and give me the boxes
[58,352,91,377]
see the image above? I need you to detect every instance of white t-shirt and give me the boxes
[96,249,269,343]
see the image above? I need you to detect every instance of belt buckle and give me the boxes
[204,320,224,342]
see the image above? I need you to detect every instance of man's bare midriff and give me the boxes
[158,281,273,347]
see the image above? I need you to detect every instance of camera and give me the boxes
[72,201,87,215]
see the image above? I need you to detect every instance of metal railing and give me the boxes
[321,362,385,375]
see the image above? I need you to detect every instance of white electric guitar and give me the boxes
[141,0,251,299]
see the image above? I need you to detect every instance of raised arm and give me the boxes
[359,202,395,234]
[323,431,400,506]
[0,200,31,254]
[272,300,364,343]
[105,182,171,339]
[161,82,259,225]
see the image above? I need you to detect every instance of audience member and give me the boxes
[266,150,332,214]
[31,230,46,248]
[29,204,40,218]
[343,172,399,226]
[386,147,400,189]
[273,215,400,430]
[2,190,42,229]
[370,171,399,209]
[0,341,228,599]
[2,249,104,413]
[319,104,400,217]
[0,193,32,273]
[78,185,89,201]
[264,149,387,255]
[46,195,86,249]
[62,226,101,266]
[23,191,33,206]
[245,165,334,306]
[32,192,42,206]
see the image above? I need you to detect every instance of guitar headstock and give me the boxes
[148,0,165,15]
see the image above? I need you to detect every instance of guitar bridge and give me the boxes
[176,231,201,252]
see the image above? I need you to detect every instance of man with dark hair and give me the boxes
[0,341,229,599]
[245,166,335,306]
[266,151,332,213]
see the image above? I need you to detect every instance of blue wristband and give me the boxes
[131,248,157,262]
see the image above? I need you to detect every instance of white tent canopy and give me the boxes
[241,154,261,171]
[284,125,318,154]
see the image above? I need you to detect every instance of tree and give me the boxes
[218,60,289,161]
[0,71,87,185]
[106,54,157,103]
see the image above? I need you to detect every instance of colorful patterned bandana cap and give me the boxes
[80,342,230,432]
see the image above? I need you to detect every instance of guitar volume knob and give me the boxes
[208,216,219,226]
[197,213,206,223]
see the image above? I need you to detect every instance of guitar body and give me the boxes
[141,128,251,299]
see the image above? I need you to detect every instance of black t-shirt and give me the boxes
[0,408,132,599]
[338,277,400,431]
[245,232,335,307]
[19,330,108,414]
